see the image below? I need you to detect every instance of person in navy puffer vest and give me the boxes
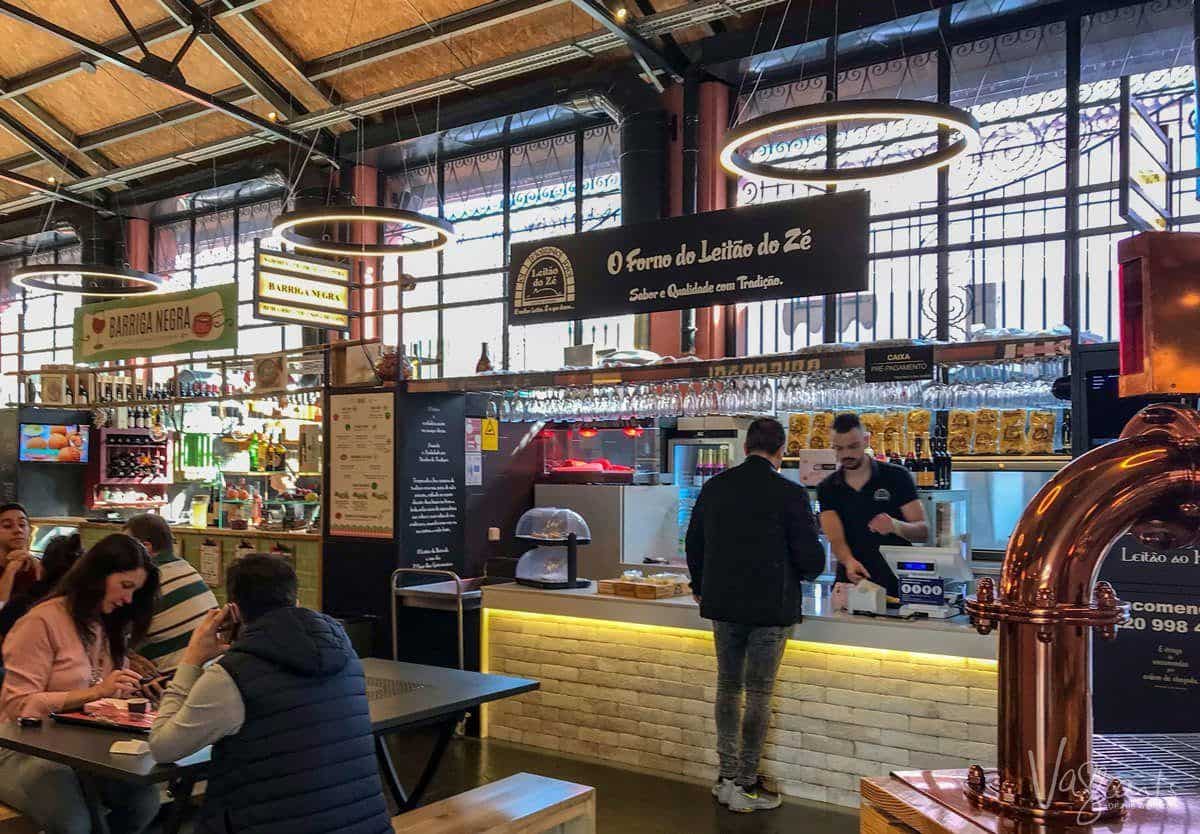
[148,554,391,834]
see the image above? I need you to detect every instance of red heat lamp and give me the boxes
[622,424,645,438]
[578,426,599,439]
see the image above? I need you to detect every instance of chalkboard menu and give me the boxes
[399,393,465,573]
[1094,534,1200,733]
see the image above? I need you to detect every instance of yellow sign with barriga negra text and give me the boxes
[252,242,354,332]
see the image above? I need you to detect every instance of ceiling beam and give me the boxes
[306,0,566,81]
[568,0,688,81]
[0,0,335,163]
[0,167,101,209]
[0,108,91,180]
[235,12,343,113]
[0,0,272,100]
[156,0,306,121]
[0,0,769,215]
[6,94,118,178]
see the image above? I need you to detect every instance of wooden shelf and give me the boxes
[406,336,1071,394]
[951,454,1070,472]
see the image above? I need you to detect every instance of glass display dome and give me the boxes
[515,546,571,586]
[514,506,591,543]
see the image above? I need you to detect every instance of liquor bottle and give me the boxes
[248,432,260,473]
[904,437,916,475]
[936,435,950,489]
[411,344,421,381]
[941,436,954,489]
[919,433,935,488]
[693,449,707,488]
[885,432,900,467]
[476,342,493,373]
[1061,411,1072,452]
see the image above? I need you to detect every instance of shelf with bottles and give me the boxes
[407,335,1071,394]
[99,429,173,485]
[12,340,383,409]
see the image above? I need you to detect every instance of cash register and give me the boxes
[882,545,974,619]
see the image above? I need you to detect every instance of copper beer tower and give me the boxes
[960,231,1200,826]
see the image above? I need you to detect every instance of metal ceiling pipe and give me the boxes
[967,403,1200,822]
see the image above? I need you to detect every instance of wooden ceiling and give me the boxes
[0,0,746,210]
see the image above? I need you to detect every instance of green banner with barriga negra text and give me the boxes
[73,283,239,362]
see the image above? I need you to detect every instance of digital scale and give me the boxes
[883,546,973,619]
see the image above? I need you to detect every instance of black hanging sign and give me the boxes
[508,190,869,325]
[864,345,935,382]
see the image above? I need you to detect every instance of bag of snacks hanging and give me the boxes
[787,413,811,455]
[809,411,834,450]
[907,409,933,437]
[1028,411,1056,454]
[860,411,886,440]
[947,410,975,456]
[1001,409,1029,455]
[974,409,1000,454]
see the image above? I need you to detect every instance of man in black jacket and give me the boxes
[686,417,826,814]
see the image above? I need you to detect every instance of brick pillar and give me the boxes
[349,165,380,340]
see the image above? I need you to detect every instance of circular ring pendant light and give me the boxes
[271,206,456,258]
[12,264,163,296]
[720,99,982,184]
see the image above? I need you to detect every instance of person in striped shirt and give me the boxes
[124,514,219,681]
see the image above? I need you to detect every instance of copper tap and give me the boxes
[965,403,1200,822]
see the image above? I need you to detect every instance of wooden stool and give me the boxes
[0,802,37,834]
[393,772,595,834]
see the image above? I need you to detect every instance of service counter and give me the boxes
[32,518,322,609]
[481,582,997,810]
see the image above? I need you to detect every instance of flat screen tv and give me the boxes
[19,424,89,463]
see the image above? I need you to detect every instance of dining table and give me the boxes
[0,658,538,834]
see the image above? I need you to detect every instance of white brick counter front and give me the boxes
[482,584,998,810]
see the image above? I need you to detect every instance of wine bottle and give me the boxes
[476,342,493,373]
[904,437,916,475]
[919,433,935,488]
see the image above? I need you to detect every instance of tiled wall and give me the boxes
[485,609,998,809]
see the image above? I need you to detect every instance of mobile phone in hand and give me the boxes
[216,604,241,644]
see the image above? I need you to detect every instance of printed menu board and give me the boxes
[329,392,395,539]
[1094,534,1200,733]
[400,393,465,573]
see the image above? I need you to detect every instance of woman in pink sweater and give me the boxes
[0,534,161,834]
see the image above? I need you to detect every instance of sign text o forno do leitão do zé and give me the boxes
[73,283,238,362]
[508,190,869,325]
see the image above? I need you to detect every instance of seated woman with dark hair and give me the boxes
[0,533,85,640]
[0,533,162,834]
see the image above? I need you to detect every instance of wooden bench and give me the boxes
[392,773,595,834]
[0,802,36,834]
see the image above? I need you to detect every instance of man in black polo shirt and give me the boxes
[817,413,928,597]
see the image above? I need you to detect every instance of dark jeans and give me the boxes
[712,621,789,787]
